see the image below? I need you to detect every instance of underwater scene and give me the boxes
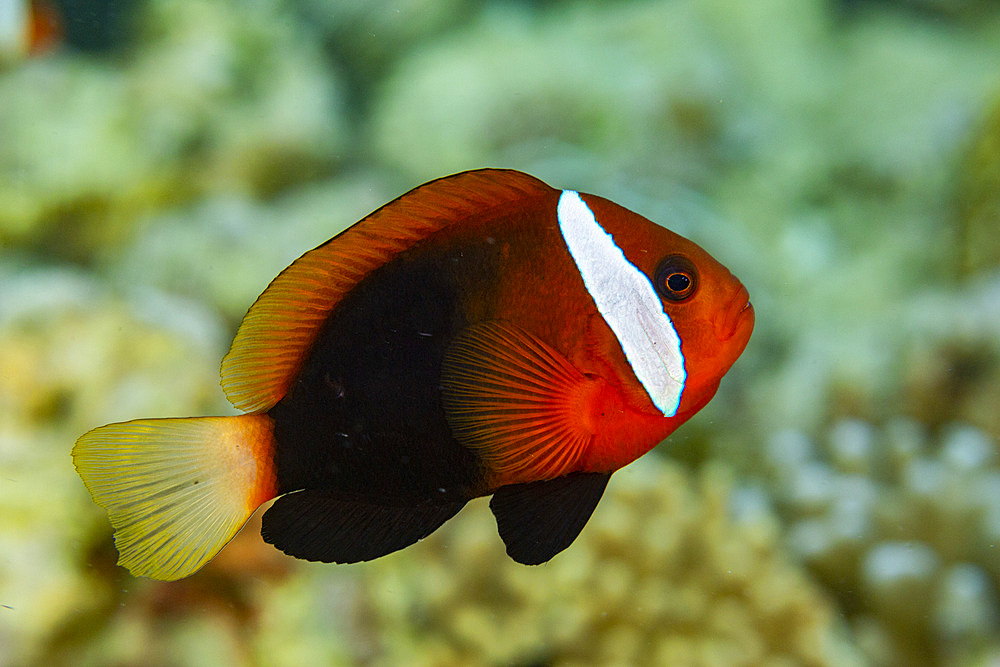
[3,0,1000,664]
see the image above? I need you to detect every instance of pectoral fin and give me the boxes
[441,321,601,485]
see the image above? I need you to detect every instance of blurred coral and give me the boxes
[956,96,1000,276]
[3,0,1000,664]
[362,458,861,666]
[0,268,230,665]
[0,0,346,260]
[766,419,1000,665]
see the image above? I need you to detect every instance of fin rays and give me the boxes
[221,170,555,413]
[72,415,277,581]
[441,321,596,484]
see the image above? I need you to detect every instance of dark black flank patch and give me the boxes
[268,237,502,503]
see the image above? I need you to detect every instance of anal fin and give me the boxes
[490,472,611,565]
[260,491,465,563]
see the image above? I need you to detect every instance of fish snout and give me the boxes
[715,284,753,343]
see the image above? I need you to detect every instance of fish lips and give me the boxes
[715,284,754,344]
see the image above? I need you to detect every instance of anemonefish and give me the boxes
[73,169,754,581]
[0,0,61,60]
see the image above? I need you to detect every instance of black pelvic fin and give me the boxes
[490,472,611,565]
[261,490,465,563]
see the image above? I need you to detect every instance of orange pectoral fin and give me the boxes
[440,321,600,487]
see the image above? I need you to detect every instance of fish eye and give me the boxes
[654,255,698,302]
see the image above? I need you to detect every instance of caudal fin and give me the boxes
[72,415,278,581]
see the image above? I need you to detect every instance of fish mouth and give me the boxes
[716,284,754,343]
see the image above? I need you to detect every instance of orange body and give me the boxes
[73,170,753,579]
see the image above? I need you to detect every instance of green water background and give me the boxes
[3,0,1000,664]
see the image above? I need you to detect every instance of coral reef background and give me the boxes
[3,0,1000,664]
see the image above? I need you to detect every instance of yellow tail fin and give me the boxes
[72,415,278,581]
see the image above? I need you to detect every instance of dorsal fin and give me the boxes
[221,169,556,413]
